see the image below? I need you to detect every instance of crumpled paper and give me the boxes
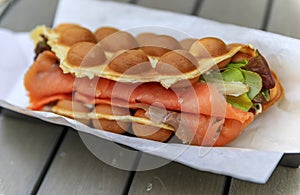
[1,0,300,183]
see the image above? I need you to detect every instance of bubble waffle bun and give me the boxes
[24,23,284,146]
[31,24,249,88]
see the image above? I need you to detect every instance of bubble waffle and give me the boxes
[24,23,284,146]
[31,24,248,88]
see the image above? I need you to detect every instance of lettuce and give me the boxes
[241,69,262,100]
[226,94,253,112]
[220,61,263,111]
[201,59,264,112]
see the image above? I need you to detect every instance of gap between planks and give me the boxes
[31,127,68,194]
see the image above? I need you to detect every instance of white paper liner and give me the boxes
[2,0,300,183]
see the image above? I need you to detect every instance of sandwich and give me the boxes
[24,23,284,146]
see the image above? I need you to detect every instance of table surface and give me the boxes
[1,0,300,194]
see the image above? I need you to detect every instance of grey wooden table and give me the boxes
[1,0,300,194]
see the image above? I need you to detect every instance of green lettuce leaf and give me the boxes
[222,68,244,82]
[225,60,248,69]
[226,94,253,112]
[201,60,264,112]
[241,70,262,100]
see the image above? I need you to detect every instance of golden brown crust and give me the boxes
[132,109,173,142]
[190,37,230,68]
[227,43,256,62]
[37,25,246,86]
[136,32,156,45]
[55,99,90,113]
[54,99,91,125]
[59,26,97,46]
[231,52,253,62]
[198,37,228,57]
[156,49,198,75]
[108,49,152,74]
[94,27,119,42]
[140,35,182,57]
[66,42,106,67]
[92,104,130,134]
[262,71,284,111]
[98,31,139,52]
[54,23,81,33]
[180,38,197,51]
[155,49,200,87]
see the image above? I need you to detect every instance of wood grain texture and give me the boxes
[128,153,226,195]
[0,0,59,31]
[37,130,134,195]
[137,0,197,14]
[198,0,268,29]
[110,0,130,2]
[267,0,300,39]
[0,113,63,195]
[0,0,12,19]
[229,166,300,194]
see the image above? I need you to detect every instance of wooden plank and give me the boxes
[111,0,130,2]
[128,153,227,195]
[0,0,13,19]
[0,0,59,31]
[137,0,197,14]
[198,0,269,29]
[229,166,300,194]
[0,111,63,195]
[37,130,135,195]
[267,0,300,39]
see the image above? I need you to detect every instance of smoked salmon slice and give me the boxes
[24,51,74,109]
[73,91,252,146]
[74,79,254,124]
[24,51,253,124]
[24,51,254,141]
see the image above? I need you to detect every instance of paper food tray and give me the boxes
[1,0,300,183]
